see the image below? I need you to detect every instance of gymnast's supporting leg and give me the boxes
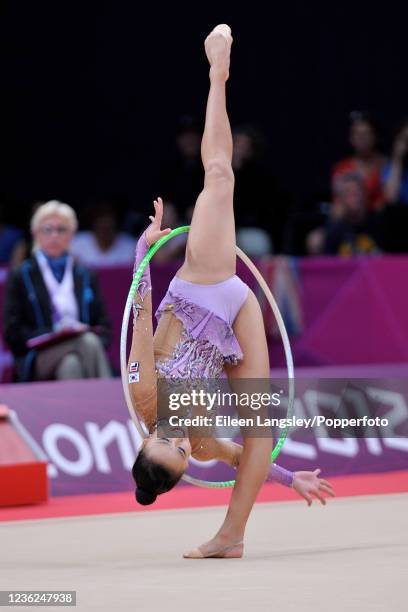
[177,24,236,284]
[220,292,272,547]
[184,289,272,558]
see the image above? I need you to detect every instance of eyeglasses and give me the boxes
[39,225,71,235]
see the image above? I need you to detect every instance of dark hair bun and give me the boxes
[135,488,157,506]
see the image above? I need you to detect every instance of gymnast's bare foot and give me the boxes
[183,533,244,559]
[204,24,233,81]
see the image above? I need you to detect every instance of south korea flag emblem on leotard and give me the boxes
[129,373,140,383]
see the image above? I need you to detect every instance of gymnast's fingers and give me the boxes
[319,478,335,492]
[304,493,313,506]
[320,478,331,488]
[155,197,164,221]
[151,202,162,229]
[319,482,335,496]
[314,490,327,505]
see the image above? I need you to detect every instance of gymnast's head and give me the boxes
[132,432,191,505]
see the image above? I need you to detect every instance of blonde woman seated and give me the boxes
[4,200,112,382]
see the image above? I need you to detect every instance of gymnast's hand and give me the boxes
[145,197,172,247]
[292,469,335,506]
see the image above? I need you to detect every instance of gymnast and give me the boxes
[128,24,334,559]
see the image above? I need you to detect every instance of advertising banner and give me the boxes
[1,373,407,496]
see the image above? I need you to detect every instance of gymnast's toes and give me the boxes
[183,541,244,559]
[182,547,205,559]
[212,24,232,39]
[205,24,233,78]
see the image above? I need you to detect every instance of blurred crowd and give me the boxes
[1,111,408,268]
[304,113,408,256]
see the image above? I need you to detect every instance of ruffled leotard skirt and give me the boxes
[155,275,249,380]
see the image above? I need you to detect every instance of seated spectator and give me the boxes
[70,200,136,267]
[382,119,408,205]
[332,111,386,211]
[306,174,383,256]
[3,200,112,382]
[0,203,26,267]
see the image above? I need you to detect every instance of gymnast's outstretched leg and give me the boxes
[176,24,236,284]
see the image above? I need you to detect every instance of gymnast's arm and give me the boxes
[127,198,172,428]
[202,440,335,505]
[200,438,294,485]
[127,231,157,427]
[190,423,336,505]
